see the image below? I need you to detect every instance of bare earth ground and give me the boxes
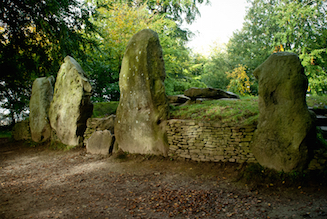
[0,140,327,219]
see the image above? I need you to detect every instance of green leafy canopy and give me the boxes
[0,0,97,125]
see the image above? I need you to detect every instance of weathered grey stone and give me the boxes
[251,52,316,172]
[29,76,55,142]
[114,29,169,155]
[167,95,190,106]
[49,56,93,146]
[83,115,116,144]
[12,120,31,141]
[184,87,239,100]
[86,130,114,155]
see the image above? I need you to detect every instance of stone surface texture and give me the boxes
[86,130,114,155]
[166,119,257,163]
[115,29,169,155]
[167,95,190,106]
[12,120,31,141]
[184,87,239,100]
[251,52,316,172]
[49,56,93,146]
[83,115,116,145]
[29,76,55,142]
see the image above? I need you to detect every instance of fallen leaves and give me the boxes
[1,144,327,219]
[124,186,270,218]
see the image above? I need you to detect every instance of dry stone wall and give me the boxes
[166,119,257,163]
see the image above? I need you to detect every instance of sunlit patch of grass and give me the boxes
[169,96,259,126]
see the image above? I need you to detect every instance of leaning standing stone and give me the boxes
[49,56,93,146]
[251,52,316,172]
[114,29,169,155]
[29,76,55,142]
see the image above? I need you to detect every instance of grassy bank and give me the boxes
[92,101,119,118]
[169,96,259,126]
[91,95,327,125]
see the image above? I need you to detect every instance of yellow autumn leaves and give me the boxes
[226,64,252,95]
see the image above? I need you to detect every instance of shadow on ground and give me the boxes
[0,141,326,218]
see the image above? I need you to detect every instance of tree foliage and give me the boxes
[274,0,327,94]
[226,64,252,95]
[200,43,231,89]
[0,0,209,122]
[85,1,207,100]
[124,0,210,25]
[227,0,327,94]
[0,0,96,124]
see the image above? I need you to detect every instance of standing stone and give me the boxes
[251,52,316,172]
[49,56,93,146]
[29,76,55,142]
[114,29,169,155]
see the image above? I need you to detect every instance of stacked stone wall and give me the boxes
[166,119,257,163]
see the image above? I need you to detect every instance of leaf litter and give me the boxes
[0,142,326,219]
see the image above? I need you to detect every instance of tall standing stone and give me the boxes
[114,29,169,155]
[29,76,55,142]
[251,52,316,172]
[49,56,93,146]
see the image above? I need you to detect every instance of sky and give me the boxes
[182,0,249,56]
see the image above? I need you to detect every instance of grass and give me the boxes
[49,141,76,151]
[306,95,327,109]
[169,94,327,126]
[92,101,119,118]
[0,130,11,138]
[0,125,12,138]
[169,96,259,126]
[89,95,327,127]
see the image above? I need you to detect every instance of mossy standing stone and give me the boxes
[114,29,169,155]
[49,56,93,146]
[251,52,316,172]
[29,76,55,142]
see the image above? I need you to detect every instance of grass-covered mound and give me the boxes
[90,95,327,126]
[92,101,119,118]
[169,96,259,126]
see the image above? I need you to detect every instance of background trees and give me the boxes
[0,0,209,124]
[83,0,208,100]
[1,0,326,125]
[200,42,231,89]
[124,0,209,25]
[274,0,327,94]
[226,0,327,94]
[0,0,96,125]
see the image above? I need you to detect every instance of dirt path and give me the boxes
[0,142,326,219]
